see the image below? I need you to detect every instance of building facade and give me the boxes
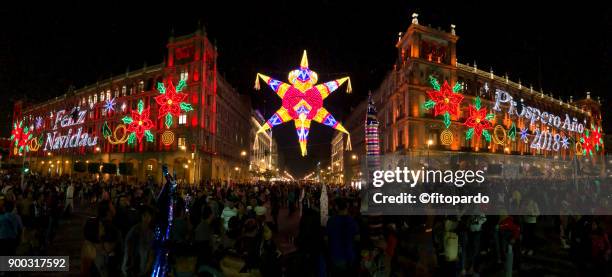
[249,110,279,179]
[339,15,604,182]
[11,28,251,183]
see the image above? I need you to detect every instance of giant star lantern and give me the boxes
[254,50,352,156]
[464,97,494,143]
[154,79,193,128]
[423,76,464,129]
[10,120,33,154]
[122,99,154,144]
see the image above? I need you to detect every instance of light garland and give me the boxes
[508,122,516,141]
[492,125,507,145]
[103,122,129,145]
[29,136,42,152]
[161,130,175,146]
[440,129,453,145]
[575,141,583,156]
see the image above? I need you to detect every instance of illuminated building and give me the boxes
[10,27,251,183]
[250,110,279,179]
[346,15,604,177]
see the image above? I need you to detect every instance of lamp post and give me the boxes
[240,150,247,181]
[427,139,433,168]
[504,147,510,178]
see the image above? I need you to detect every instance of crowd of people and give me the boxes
[0,170,611,276]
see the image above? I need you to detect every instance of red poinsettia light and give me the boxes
[154,79,193,128]
[464,97,494,142]
[10,120,33,154]
[581,130,594,157]
[423,76,464,128]
[590,124,603,150]
[122,99,154,144]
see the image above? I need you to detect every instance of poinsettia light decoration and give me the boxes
[154,79,193,128]
[423,75,464,129]
[464,97,494,143]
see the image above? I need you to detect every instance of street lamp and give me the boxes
[240,150,247,157]
[351,154,357,160]
[427,139,433,167]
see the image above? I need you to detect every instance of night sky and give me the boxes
[1,2,610,177]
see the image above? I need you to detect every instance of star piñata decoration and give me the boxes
[254,50,352,156]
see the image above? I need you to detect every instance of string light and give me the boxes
[106,124,129,145]
[29,136,41,152]
[575,142,583,156]
[161,130,175,146]
[440,129,453,145]
[492,125,507,145]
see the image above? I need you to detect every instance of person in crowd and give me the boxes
[123,205,155,277]
[221,199,238,231]
[521,196,540,256]
[0,195,22,256]
[326,198,360,276]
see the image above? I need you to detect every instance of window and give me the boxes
[100,91,105,102]
[106,90,111,101]
[93,94,98,103]
[121,86,127,96]
[138,80,144,92]
[88,96,92,105]
[180,67,189,81]
[179,114,187,125]
[178,137,186,147]
[146,164,153,171]
[113,88,119,98]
